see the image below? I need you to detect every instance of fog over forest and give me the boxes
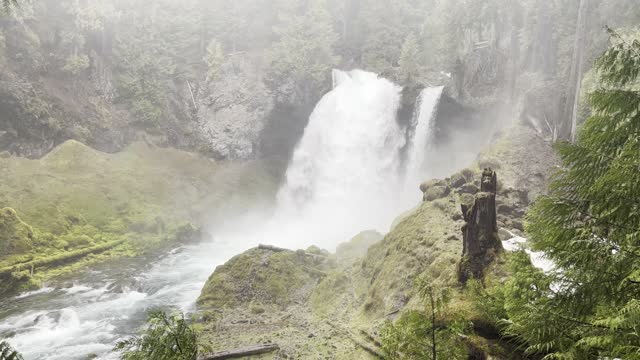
[0,1,639,359]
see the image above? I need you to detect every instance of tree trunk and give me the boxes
[431,292,437,360]
[458,169,502,283]
[565,0,589,142]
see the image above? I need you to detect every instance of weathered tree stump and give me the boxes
[458,169,503,283]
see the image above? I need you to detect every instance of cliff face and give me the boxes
[0,4,281,160]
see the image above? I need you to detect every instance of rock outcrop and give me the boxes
[458,168,503,283]
[197,245,330,310]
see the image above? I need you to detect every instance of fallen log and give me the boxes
[0,239,126,276]
[197,344,280,360]
[258,244,290,253]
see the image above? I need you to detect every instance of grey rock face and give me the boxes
[196,57,274,159]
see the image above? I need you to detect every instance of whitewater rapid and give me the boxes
[0,70,444,359]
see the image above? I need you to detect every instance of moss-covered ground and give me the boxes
[0,140,278,296]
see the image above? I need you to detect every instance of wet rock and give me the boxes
[458,183,479,195]
[423,185,451,202]
[496,203,515,216]
[450,173,467,188]
[419,179,447,193]
[497,228,513,241]
[511,220,524,232]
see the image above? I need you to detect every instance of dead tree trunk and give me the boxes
[458,169,502,283]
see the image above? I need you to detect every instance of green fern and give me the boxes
[502,28,640,359]
[0,341,23,360]
[114,310,201,360]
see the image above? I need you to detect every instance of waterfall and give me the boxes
[274,69,407,248]
[405,86,444,185]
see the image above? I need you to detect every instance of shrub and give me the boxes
[115,310,202,360]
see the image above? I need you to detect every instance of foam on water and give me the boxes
[14,287,55,300]
[501,229,554,273]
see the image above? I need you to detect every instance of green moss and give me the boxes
[356,190,463,318]
[335,230,382,266]
[0,207,34,259]
[310,270,349,316]
[0,140,278,297]
[197,248,326,309]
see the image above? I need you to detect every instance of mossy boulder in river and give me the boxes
[0,208,34,259]
[197,245,331,310]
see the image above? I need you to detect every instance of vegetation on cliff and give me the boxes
[474,30,640,359]
[1,1,638,159]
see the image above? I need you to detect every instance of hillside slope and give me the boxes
[0,140,278,296]
[195,124,559,358]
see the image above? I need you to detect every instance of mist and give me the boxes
[0,0,639,359]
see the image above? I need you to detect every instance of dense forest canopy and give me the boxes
[0,0,639,160]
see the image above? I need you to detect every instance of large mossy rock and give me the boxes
[197,246,330,309]
[0,207,34,259]
[357,195,462,317]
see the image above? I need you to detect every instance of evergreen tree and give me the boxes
[380,276,467,359]
[267,0,339,103]
[0,341,23,360]
[507,29,640,359]
[398,32,421,84]
[203,39,224,83]
[115,310,200,360]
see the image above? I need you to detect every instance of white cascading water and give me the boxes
[272,69,408,247]
[405,86,445,186]
[0,70,445,360]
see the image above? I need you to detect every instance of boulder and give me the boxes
[423,185,451,202]
[458,183,479,194]
[197,246,329,309]
[496,203,515,216]
[419,179,447,193]
[449,173,468,188]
